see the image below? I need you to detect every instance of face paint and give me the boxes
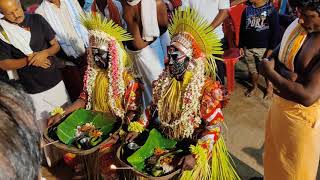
[168,46,189,80]
[92,47,109,69]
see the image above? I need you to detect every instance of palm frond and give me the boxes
[81,13,132,42]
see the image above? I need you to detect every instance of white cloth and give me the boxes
[182,0,230,40]
[28,81,70,122]
[126,0,141,6]
[126,38,165,107]
[278,19,306,65]
[159,30,170,58]
[0,18,33,80]
[127,0,160,41]
[36,0,88,58]
[28,80,69,167]
[0,19,33,55]
[141,0,160,41]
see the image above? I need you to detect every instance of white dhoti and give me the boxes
[159,30,171,59]
[29,80,70,167]
[127,37,165,107]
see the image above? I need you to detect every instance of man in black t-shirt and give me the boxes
[0,0,69,167]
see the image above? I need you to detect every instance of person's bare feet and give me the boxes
[263,83,273,100]
[245,87,257,97]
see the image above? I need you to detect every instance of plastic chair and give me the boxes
[223,4,246,92]
[223,48,241,92]
[229,3,246,46]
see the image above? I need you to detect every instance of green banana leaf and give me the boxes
[127,129,177,171]
[56,109,116,145]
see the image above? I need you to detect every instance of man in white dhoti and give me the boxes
[0,0,69,167]
[121,0,170,107]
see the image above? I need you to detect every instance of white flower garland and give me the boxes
[155,60,206,138]
[85,59,98,110]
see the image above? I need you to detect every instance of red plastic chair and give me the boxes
[229,3,246,46]
[223,4,246,93]
[223,48,241,92]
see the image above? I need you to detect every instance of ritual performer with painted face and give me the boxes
[125,8,240,180]
[47,13,143,179]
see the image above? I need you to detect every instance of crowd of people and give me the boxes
[0,0,319,179]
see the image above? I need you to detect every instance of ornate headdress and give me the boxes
[81,13,133,119]
[169,7,223,78]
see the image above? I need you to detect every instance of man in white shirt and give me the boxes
[36,0,89,102]
[183,0,230,84]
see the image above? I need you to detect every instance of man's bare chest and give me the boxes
[295,35,320,74]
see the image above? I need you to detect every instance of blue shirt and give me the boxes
[239,3,280,49]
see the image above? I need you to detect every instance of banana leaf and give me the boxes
[56,109,116,145]
[127,129,177,171]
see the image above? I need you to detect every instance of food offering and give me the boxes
[117,129,184,178]
[45,109,120,154]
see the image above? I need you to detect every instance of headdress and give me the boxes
[169,7,223,78]
[81,13,132,119]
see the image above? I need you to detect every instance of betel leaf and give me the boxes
[56,109,116,145]
[127,129,177,171]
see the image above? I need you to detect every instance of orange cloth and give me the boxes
[264,18,320,180]
[264,96,320,180]
[278,19,307,71]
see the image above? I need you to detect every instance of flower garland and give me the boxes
[107,39,126,119]
[154,60,206,139]
[83,46,98,110]
[128,121,145,133]
[50,107,65,116]
[83,30,126,118]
